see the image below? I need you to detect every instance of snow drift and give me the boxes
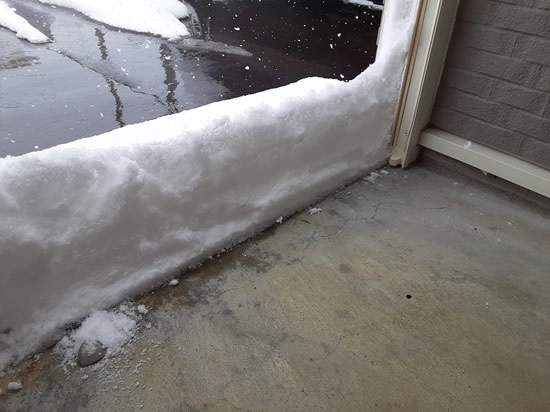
[0,0,49,43]
[39,0,190,40]
[0,0,419,370]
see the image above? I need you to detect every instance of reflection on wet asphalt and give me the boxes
[95,28,125,127]
[0,0,382,157]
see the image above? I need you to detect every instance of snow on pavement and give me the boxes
[0,0,419,371]
[55,306,138,369]
[0,0,49,43]
[343,0,384,10]
[39,0,190,40]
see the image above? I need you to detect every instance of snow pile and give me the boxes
[55,306,137,368]
[343,0,384,11]
[0,0,419,371]
[39,0,190,40]
[0,0,49,43]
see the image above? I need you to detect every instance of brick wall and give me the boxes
[431,0,550,169]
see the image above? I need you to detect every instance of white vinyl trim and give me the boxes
[420,128,550,198]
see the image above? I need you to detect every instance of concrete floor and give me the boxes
[1,159,550,411]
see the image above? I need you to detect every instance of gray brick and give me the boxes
[440,68,496,98]
[455,22,517,55]
[434,0,550,166]
[492,3,550,36]
[513,35,550,66]
[534,66,550,92]
[463,49,538,86]
[506,109,550,141]
[492,0,535,8]
[436,88,512,126]
[431,108,523,154]
[445,42,471,68]
[532,0,550,10]
[491,80,549,114]
[457,0,497,25]
[517,138,550,168]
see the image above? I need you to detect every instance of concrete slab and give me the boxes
[1,161,549,411]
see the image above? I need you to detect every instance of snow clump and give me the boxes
[55,307,137,369]
[137,305,149,315]
[308,207,323,215]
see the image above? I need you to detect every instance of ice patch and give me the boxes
[0,0,49,43]
[179,38,252,57]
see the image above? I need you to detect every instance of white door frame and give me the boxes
[389,0,460,168]
[389,0,550,198]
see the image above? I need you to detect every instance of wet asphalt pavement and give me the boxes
[0,0,382,157]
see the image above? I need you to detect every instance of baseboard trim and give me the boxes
[419,128,550,199]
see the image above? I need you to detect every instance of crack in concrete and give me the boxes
[319,202,385,239]
[214,279,261,300]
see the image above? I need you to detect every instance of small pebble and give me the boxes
[7,381,22,391]
[78,340,107,367]
[169,279,179,286]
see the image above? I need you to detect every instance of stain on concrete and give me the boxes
[0,349,53,400]
[339,264,352,274]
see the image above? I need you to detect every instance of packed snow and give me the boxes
[0,0,49,43]
[38,0,190,40]
[343,0,384,10]
[55,306,137,368]
[0,0,420,371]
